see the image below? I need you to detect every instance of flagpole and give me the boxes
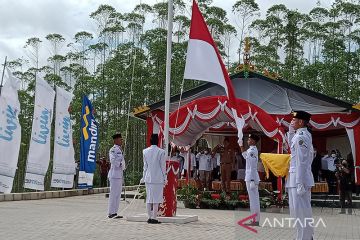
[0,56,7,97]
[164,0,173,155]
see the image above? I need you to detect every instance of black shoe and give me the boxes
[108,213,117,218]
[152,219,161,224]
[244,221,259,226]
[147,219,152,223]
[114,215,123,219]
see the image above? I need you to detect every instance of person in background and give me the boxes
[180,147,196,178]
[212,147,221,180]
[311,147,322,182]
[97,157,110,187]
[336,159,353,215]
[214,138,235,192]
[346,152,358,196]
[196,148,212,190]
[210,150,218,181]
[177,149,185,179]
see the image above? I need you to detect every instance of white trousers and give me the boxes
[288,187,314,240]
[108,178,123,215]
[246,181,260,222]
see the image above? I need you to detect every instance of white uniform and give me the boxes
[242,145,260,222]
[142,145,166,204]
[197,153,212,171]
[286,127,314,240]
[108,144,125,215]
[182,152,195,171]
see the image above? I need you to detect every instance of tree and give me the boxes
[232,0,260,64]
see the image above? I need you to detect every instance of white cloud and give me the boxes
[0,0,335,67]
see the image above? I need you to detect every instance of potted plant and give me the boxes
[178,185,199,209]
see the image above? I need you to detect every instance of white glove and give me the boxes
[296,183,306,196]
[288,122,295,134]
[121,160,126,170]
[140,178,145,184]
[238,139,243,147]
[250,181,256,190]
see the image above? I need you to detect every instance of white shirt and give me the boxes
[196,153,212,171]
[242,145,260,183]
[108,144,125,179]
[181,152,196,171]
[286,127,315,188]
[142,145,166,184]
[215,153,221,166]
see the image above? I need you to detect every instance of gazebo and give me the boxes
[132,68,360,185]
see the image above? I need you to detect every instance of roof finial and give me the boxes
[243,37,251,66]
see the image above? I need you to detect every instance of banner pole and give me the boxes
[0,56,8,97]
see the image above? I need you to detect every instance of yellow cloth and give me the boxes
[260,153,291,178]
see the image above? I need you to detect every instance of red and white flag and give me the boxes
[184,0,245,144]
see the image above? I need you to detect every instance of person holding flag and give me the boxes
[107,133,126,219]
[240,134,261,226]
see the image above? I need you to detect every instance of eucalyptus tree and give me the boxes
[152,2,168,29]
[74,31,94,73]
[281,10,309,82]
[45,33,66,76]
[24,37,42,77]
[174,15,190,43]
[232,0,260,64]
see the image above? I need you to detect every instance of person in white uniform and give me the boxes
[239,134,260,226]
[286,111,314,240]
[141,134,166,224]
[196,149,212,190]
[180,148,195,178]
[108,133,126,219]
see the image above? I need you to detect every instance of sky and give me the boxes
[0,0,336,67]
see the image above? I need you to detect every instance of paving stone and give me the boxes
[0,194,359,240]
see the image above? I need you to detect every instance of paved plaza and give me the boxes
[0,194,359,240]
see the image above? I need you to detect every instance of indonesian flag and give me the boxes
[184,0,245,144]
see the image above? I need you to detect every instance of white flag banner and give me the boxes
[51,87,76,188]
[0,69,21,193]
[24,78,55,191]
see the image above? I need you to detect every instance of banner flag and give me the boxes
[0,69,21,193]
[51,87,76,189]
[78,96,98,189]
[24,78,55,191]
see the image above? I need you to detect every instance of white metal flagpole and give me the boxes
[0,56,7,97]
[164,0,173,156]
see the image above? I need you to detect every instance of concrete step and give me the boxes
[312,193,360,201]
[311,198,360,208]
[0,186,139,202]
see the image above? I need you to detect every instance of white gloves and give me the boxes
[232,109,246,146]
[296,183,306,196]
[140,178,145,184]
[121,160,126,170]
[288,122,295,134]
[250,181,256,190]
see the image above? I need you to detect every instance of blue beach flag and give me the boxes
[78,96,99,189]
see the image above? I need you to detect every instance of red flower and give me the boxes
[239,195,248,201]
[211,194,220,200]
